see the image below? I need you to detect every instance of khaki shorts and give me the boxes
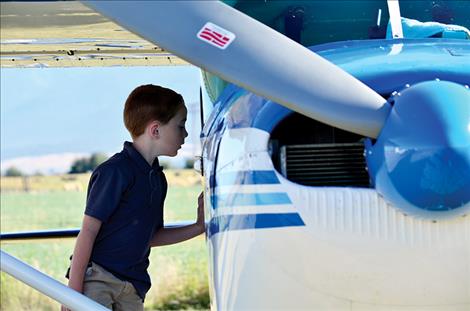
[83,262,143,311]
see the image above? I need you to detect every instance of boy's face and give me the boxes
[157,105,188,156]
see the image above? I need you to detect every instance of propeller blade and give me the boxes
[83,0,390,138]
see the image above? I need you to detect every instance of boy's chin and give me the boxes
[161,147,179,157]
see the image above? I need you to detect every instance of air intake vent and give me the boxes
[280,143,370,187]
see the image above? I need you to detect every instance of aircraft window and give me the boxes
[269,113,370,188]
[233,1,470,44]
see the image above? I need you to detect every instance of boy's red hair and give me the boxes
[124,84,184,139]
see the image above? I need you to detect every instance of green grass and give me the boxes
[1,191,86,231]
[1,180,209,310]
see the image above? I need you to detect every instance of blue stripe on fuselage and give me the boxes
[208,213,305,237]
[216,170,280,186]
[213,192,291,208]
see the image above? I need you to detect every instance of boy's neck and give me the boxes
[132,137,157,166]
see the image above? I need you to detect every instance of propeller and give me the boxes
[83,0,390,138]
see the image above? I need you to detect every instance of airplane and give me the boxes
[1,0,469,310]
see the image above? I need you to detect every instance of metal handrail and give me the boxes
[0,221,196,308]
[0,221,194,242]
[0,250,109,311]
[1,228,80,242]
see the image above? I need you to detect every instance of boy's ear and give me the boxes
[149,121,160,138]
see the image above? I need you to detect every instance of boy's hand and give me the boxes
[60,280,82,311]
[196,192,205,233]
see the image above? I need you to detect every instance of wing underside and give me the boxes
[0,1,186,68]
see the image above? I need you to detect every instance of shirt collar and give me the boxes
[124,141,163,173]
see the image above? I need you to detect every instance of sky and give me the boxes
[0,66,201,174]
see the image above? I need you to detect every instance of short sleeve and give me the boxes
[84,164,129,223]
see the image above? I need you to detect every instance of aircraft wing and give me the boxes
[0,1,187,68]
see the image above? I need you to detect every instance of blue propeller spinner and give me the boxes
[366,80,470,219]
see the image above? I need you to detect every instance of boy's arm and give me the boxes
[67,215,102,293]
[150,192,205,247]
[149,223,204,247]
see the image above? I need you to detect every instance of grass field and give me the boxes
[0,171,210,310]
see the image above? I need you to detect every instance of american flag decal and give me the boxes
[197,22,235,50]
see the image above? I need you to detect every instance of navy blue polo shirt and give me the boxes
[85,141,167,300]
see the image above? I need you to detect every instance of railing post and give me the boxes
[0,250,109,311]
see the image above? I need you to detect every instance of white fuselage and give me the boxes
[204,127,470,310]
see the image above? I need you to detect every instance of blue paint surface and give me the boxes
[312,39,470,94]
[216,170,280,186]
[213,192,292,209]
[208,213,305,238]
[366,80,470,218]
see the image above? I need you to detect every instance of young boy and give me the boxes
[63,85,205,311]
